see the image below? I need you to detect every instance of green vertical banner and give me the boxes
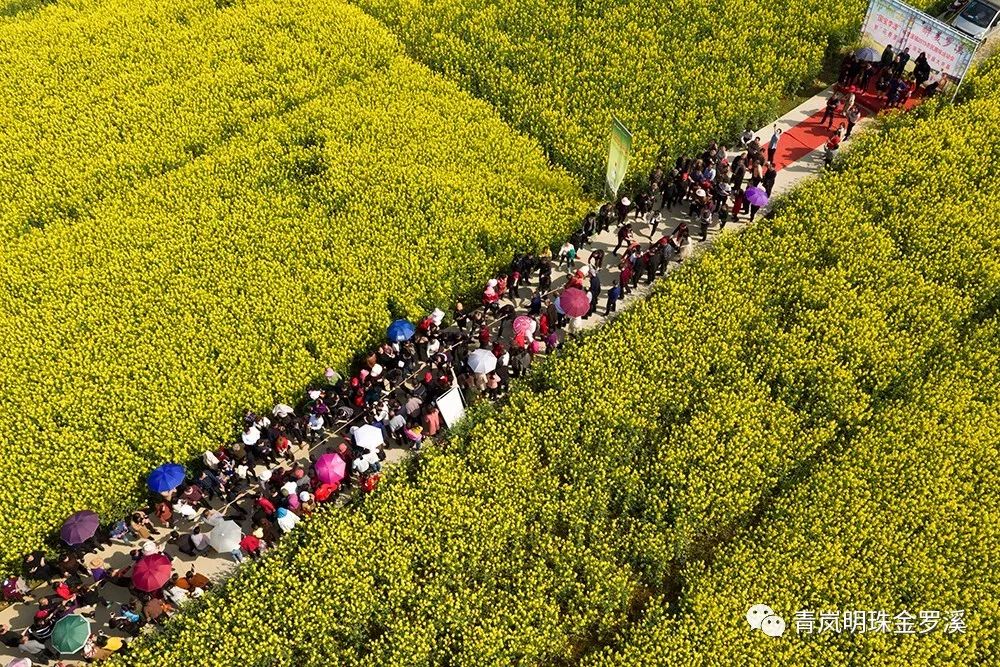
[606,116,633,196]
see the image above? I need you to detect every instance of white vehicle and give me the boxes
[951,0,1000,39]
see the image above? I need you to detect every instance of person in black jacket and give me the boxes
[893,47,910,75]
[615,196,632,223]
[913,52,931,88]
[631,253,647,290]
[585,271,601,319]
[537,260,552,293]
[762,162,777,197]
[646,249,661,285]
[597,202,614,232]
[730,155,746,188]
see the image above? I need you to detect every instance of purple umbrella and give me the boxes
[745,186,769,208]
[315,453,347,486]
[60,510,99,546]
[558,287,590,318]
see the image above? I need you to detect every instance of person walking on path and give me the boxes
[613,223,633,254]
[615,196,632,224]
[585,271,601,319]
[605,280,621,316]
[845,105,862,140]
[619,259,633,296]
[762,162,777,198]
[820,93,840,127]
[557,241,576,270]
[767,126,781,164]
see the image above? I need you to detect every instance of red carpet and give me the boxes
[771,86,923,170]
[835,83,923,116]
[772,107,839,170]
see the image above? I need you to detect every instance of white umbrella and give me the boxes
[468,348,498,374]
[354,424,385,451]
[271,402,293,416]
[208,520,242,553]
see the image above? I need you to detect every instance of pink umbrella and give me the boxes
[512,315,534,335]
[132,554,172,592]
[315,453,347,485]
[558,287,590,318]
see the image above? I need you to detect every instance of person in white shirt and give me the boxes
[275,508,300,533]
[172,498,197,521]
[241,424,261,446]
[189,529,210,553]
[353,456,371,474]
[165,584,190,606]
[307,413,324,443]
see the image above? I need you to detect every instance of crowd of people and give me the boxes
[0,124,779,664]
[837,45,938,110]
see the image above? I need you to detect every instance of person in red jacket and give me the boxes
[731,187,745,221]
[482,279,500,314]
[619,260,634,296]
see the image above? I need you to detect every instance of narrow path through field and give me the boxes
[0,87,864,665]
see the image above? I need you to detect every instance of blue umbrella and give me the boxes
[386,319,416,342]
[147,463,185,494]
[855,46,880,62]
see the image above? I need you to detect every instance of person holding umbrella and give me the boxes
[744,186,769,223]
[147,463,186,500]
[132,553,172,595]
[50,613,91,656]
[89,633,126,660]
[60,510,102,554]
[207,520,244,563]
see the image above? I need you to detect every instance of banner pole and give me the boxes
[951,40,982,104]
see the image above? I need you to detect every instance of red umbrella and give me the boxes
[558,287,590,318]
[315,453,347,485]
[132,554,172,592]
